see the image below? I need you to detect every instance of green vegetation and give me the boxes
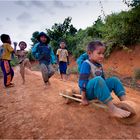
[134,68,140,80]
[10,56,19,67]
[30,0,140,59]
[67,66,78,75]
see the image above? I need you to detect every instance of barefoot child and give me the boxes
[79,40,130,118]
[31,32,56,86]
[16,41,31,84]
[0,34,16,88]
[56,40,69,81]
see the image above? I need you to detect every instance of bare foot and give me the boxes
[81,99,89,106]
[44,80,51,89]
[109,106,131,118]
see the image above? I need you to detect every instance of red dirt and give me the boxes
[104,45,140,77]
[0,46,140,139]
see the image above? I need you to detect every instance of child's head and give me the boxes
[60,40,66,49]
[0,34,11,44]
[87,40,105,63]
[19,41,27,50]
[37,32,50,44]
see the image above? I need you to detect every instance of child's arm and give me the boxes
[67,56,69,65]
[6,44,14,53]
[78,61,90,105]
[56,55,59,64]
[56,49,59,64]
[66,50,69,65]
[50,47,56,64]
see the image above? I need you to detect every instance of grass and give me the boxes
[134,68,140,80]
[67,66,78,75]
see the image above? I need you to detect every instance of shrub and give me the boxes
[67,66,78,75]
[10,56,18,66]
[134,68,140,80]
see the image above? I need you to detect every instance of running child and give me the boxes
[31,32,56,86]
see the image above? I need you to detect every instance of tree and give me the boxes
[46,17,77,53]
[123,0,140,7]
[31,31,39,46]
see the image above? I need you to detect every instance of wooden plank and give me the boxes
[60,92,107,109]
[59,93,82,102]
[73,94,82,98]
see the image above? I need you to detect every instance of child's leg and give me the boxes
[59,61,67,80]
[9,63,14,82]
[107,100,130,118]
[40,63,49,83]
[47,64,55,79]
[63,62,67,80]
[105,77,126,101]
[24,58,31,69]
[59,61,63,79]
[86,76,112,103]
[20,63,25,84]
[86,76,130,118]
[1,60,13,87]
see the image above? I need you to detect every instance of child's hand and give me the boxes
[13,42,17,47]
[81,99,89,106]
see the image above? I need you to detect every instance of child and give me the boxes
[56,40,69,81]
[31,32,56,86]
[16,41,31,84]
[79,40,130,118]
[0,34,16,88]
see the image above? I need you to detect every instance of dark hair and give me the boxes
[19,41,27,47]
[87,40,105,52]
[59,39,66,44]
[37,32,50,44]
[0,34,10,43]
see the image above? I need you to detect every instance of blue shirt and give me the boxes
[78,60,105,91]
[32,43,56,65]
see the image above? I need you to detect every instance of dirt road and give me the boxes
[0,68,140,139]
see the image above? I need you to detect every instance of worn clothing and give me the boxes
[40,63,55,83]
[79,60,105,91]
[1,43,14,60]
[59,61,67,74]
[32,43,56,65]
[56,48,68,62]
[32,42,56,83]
[79,59,125,104]
[86,76,125,104]
[16,50,28,64]
[1,60,14,86]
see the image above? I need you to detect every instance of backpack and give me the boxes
[0,45,4,60]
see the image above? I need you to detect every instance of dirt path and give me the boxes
[0,68,140,139]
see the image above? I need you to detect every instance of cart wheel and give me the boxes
[115,100,140,125]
